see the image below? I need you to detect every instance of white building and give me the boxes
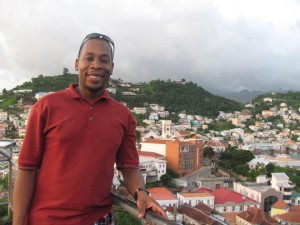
[139,156,167,181]
[248,154,270,169]
[132,107,147,115]
[148,187,178,208]
[106,87,116,94]
[35,92,52,100]
[0,112,8,122]
[140,139,168,156]
[271,173,294,204]
[149,113,159,120]
[234,178,282,212]
[177,192,214,208]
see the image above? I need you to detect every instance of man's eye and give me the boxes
[85,57,93,61]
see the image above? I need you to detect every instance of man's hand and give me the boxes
[136,191,167,219]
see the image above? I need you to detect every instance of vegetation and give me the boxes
[12,75,242,117]
[219,146,254,173]
[203,147,214,158]
[0,96,17,111]
[146,169,178,189]
[0,174,9,221]
[114,206,142,225]
[14,74,78,93]
[208,119,236,131]
[253,91,300,110]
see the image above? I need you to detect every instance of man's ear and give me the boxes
[111,62,114,75]
[75,59,79,71]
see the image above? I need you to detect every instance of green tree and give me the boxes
[266,163,275,176]
[160,174,173,186]
[63,68,70,75]
[203,147,214,158]
[2,89,7,96]
[166,168,179,178]
[219,146,254,172]
[234,164,250,176]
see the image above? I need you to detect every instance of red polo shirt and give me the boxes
[18,84,139,225]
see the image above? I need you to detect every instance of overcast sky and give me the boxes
[1,0,300,94]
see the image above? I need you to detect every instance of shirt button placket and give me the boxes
[89,106,94,124]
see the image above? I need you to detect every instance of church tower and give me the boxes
[161,120,172,139]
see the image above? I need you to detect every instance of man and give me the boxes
[13,33,166,225]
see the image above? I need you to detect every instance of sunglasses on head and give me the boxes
[78,33,115,60]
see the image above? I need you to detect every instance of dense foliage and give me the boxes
[14,74,78,93]
[208,119,236,131]
[203,147,214,158]
[219,146,254,172]
[118,80,241,116]
[12,75,241,117]
[114,206,142,225]
[253,91,300,110]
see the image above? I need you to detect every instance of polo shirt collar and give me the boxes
[67,83,111,101]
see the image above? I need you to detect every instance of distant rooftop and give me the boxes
[0,140,15,148]
[272,173,290,180]
[147,187,177,200]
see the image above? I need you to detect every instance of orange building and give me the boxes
[166,139,203,176]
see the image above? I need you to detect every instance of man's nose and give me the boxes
[91,60,102,69]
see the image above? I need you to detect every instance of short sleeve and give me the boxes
[18,103,46,169]
[116,113,139,170]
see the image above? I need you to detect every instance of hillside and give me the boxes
[12,74,242,116]
[252,91,300,110]
[221,89,265,104]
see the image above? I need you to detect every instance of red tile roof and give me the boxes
[138,151,164,159]
[272,199,288,209]
[179,192,214,198]
[194,187,213,193]
[289,205,300,212]
[222,212,239,224]
[143,139,170,144]
[212,187,257,204]
[178,204,223,225]
[277,211,300,223]
[237,207,278,225]
[147,187,177,200]
[275,205,300,223]
[194,202,214,214]
[176,130,191,136]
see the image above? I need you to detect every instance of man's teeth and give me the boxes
[90,75,100,78]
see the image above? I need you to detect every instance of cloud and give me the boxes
[1,0,300,93]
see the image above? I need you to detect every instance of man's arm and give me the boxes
[121,169,166,219]
[13,169,37,225]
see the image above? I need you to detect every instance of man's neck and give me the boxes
[76,86,104,103]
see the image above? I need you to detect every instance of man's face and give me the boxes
[75,39,114,96]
